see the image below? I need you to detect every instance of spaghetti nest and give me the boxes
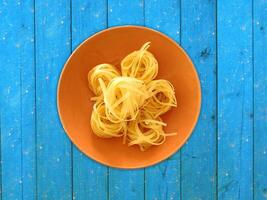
[88,42,177,151]
[143,79,177,118]
[91,101,125,138]
[88,63,120,96]
[102,77,148,123]
[127,111,176,151]
[121,42,158,83]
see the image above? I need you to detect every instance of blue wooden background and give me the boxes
[0,0,266,199]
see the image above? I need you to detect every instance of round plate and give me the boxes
[57,26,201,169]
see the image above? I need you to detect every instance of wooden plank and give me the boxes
[181,0,217,199]
[71,1,108,199]
[35,1,72,199]
[20,1,36,199]
[253,0,267,199]
[108,0,143,26]
[107,0,144,200]
[0,1,23,199]
[217,0,253,199]
[0,0,36,199]
[144,0,181,199]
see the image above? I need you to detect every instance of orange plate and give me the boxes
[57,26,201,169]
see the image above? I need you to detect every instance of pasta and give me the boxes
[143,80,177,118]
[127,111,176,151]
[91,101,125,138]
[88,63,120,95]
[88,42,177,151]
[102,76,148,123]
[121,42,158,83]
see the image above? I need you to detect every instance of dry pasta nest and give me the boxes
[88,42,177,151]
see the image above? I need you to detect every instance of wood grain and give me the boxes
[35,1,72,199]
[217,0,253,199]
[0,0,36,199]
[253,0,267,199]
[181,0,217,199]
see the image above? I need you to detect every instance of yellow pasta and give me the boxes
[88,63,120,96]
[127,111,176,151]
[91,101,125,138]
[101,76,148,123]
[121,42,158,83]
[143,79,177,118]
[87,42,177,151]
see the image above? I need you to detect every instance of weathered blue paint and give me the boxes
[71,1,108,200]
[145,0,181,199]
[20,1,36,199]
[253,0,267,199]
[108,0,144,27]
[218,0,253,199]
[0,0,36,199]
[181,0,217,199]
[35,1,72,199]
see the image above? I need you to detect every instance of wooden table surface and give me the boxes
[0,0,266,199]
